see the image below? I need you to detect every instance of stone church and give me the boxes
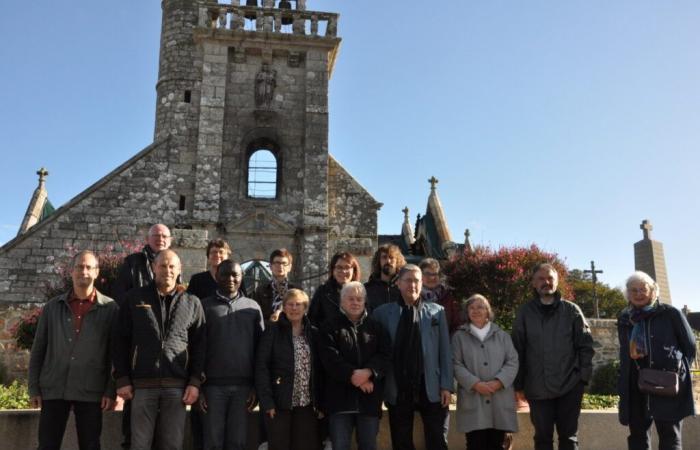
[0,1,382,373]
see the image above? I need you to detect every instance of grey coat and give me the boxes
[29,290,118,402]
[452,322,519,433]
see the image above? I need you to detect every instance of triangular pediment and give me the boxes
[225,211,296,236]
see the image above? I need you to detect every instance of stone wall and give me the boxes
[589,318,618,371]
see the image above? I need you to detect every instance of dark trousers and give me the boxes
[627,373,682,450]
[528,382,584,450]
[38,399,103,450]
[190,406,204,450]
[387,386,449,450]
[465,429,506,450]
[264,405,319,450]
[122,399,132,449]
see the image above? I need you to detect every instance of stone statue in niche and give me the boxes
[255,63,277,108]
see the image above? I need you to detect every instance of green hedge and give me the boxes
[582,393,618,410]
[0,381,30,410]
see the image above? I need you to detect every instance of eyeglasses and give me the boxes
[423,271,440,277]
[271,261,290,267]
[334,265,353,272]
[629,287,651,295]
[149,233,171,239]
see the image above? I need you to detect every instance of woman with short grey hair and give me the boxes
[452,294,519,450]
[617,271,695,450]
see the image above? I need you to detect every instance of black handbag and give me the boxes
[637,367,679,397]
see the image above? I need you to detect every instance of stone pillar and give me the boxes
[634,220,672,304]
[192,41,228,224]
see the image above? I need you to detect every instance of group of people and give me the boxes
[27,223,695,450]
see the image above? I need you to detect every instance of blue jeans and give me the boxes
[202,384,251,450]
[328,413,379,450]
[131,387,187,450]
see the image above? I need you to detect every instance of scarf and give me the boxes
[421,284,446,304]
[143,245,157,282]
[271,278,289,313]
[470,322,491,342]
[394,299,423,399]
[629,300,658,360]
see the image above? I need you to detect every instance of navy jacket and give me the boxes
[617,303,696,424]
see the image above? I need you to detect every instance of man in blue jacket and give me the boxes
[372,264,453,450]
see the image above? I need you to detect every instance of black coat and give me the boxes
[617,303,696,424]
[364,276,401,313]
[113,283,205,389]
[112,247,155,305]
[308,279,343,328]
[255,314,321,412]
[252,280,301,323]
[318,312,392,417]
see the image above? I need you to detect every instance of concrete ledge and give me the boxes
[1,409,698,449]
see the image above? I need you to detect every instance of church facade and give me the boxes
[0,1,380,374]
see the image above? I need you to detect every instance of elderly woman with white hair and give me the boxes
[318,281,392,450]
[617,271,695,450]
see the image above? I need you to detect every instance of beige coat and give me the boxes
[452,322,519,433]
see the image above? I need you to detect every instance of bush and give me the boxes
[444,244,571,331]
[0,381,30,410]
[589,360,620,395]
[581,393,618,410]
[10,307,43,351]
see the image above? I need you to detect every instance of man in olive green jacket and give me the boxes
[29,250,119,450]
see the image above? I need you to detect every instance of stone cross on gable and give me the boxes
[402,207,410,221]
[428,176,438,191]
[640,220,653,240]
[37,167,49,185]
[37,167,48,180]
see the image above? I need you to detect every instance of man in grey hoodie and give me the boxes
[200,260,264,450]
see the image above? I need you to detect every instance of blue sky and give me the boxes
[1,1,698,311]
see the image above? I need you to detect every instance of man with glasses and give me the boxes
[29,251,119,449]
[253,248,300,323]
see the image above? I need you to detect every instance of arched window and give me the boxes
[247,148,278,199]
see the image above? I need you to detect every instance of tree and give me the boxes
[443,244,572,331]
[566,269,627,319]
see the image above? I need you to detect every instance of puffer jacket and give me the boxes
[114,283,205,389]
[617,302,695,424]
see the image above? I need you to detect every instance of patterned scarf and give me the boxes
[271,278,289,313]
[629,300,658,360]
[421,284,446,303]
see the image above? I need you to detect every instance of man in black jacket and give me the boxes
[512,263,595,450]
[114,249,205,450]
[113,223,172,305]
[113,223,172,449]
[364,244,405,312]
[200,260,264,450]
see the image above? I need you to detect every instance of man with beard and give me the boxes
[364,244,405,312]
[29,251,119,450]
[200,260,264,450]
[112,223,173,449]
[512,263,594,450]
[114,249,205,450]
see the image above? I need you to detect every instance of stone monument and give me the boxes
[634,219,672,304]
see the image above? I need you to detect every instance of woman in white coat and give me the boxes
[453,294,519,450]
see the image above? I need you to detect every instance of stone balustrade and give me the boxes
[198,3,338,38]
